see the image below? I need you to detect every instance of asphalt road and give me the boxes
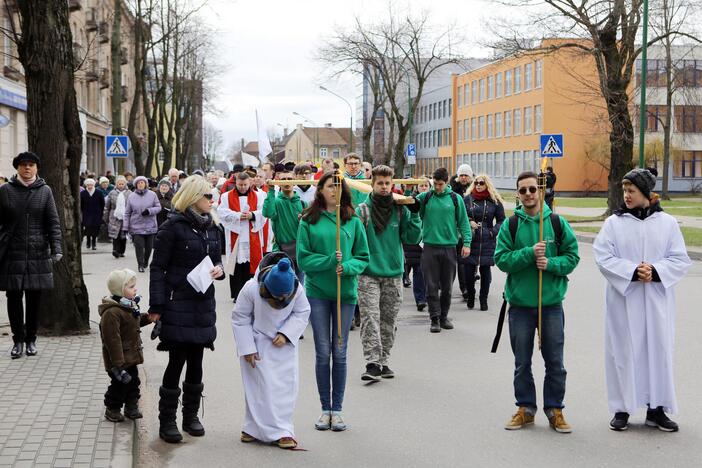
[73,241,702,468]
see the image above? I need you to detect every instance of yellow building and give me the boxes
[453,40,609,192]
[284,124,352,164]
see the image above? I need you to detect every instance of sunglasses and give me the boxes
[518,186,538,195]
[279,178,294,181]
[475,180,486,186]
[202,193,213,200]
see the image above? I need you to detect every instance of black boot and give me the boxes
[480,297,488,311]
[25,341,37,356]
[181,382,205,436]
[158,386,183,443]
[10,342,23,359]
[466,293,475,309]
[124,399,143,419]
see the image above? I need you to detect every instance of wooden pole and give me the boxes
[266,178,418,205]
[265,178,428,186]
[334,172,343,347]
[537,158,549,350]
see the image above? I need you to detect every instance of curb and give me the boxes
[111,419,136,468]
[575,233,702,261]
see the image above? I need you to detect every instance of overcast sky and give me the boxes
[203,0,493,151]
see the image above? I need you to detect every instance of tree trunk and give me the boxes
[393,124,409,176]
[606,86,635,213]
[17,0,90,335]
[128,0,145,175]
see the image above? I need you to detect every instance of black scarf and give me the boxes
[184,207,213,230]
[614,201,663,220]
[370,192,395,233]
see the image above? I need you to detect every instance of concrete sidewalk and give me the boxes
[0,244,136,468]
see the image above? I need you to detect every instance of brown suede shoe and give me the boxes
[277,437,298,449]
[504,407,535,430]
[547,408,572,433]
[240,431,257,443]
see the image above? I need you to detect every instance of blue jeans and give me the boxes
[508,305,566,412]
[308,297,355,412]
[405,263,426,305]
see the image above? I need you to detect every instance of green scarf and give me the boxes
[370,192,395,233]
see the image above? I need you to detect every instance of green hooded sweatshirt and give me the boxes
[416,186,472,247]
[494,205,580,308]
[262,188,305,250]
[297,211,370,304]
[344,171,367,207]
[356,194,422,277]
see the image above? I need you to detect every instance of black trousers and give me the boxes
[464,264,493,300]
[7,290,42,344]
[456,243,467,293]
[132,234,155,268]
[104,365,141,409]
[112,237,127,256]
[84,226,99,248]
[229,262,252,300]
[162,345,204,389]
[421,245,457,320]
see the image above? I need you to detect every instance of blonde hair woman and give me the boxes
[463,174,506,310]
[148,175,225,444]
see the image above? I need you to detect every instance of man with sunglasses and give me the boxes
[495,171,580,434]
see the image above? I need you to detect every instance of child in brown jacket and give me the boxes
[99,269,152,422]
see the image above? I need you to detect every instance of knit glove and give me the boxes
[141,209,150,216]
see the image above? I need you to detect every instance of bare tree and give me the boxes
[648,0,700,199]
[15,0,90,334]
[318,6,460,173]
[492,0,698,212]
[203,121,223,168]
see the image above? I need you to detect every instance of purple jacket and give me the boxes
[123,189,161,235]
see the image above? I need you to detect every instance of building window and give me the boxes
[525,63,533,91]
[443,99,448,118]
[676,151,702,177]
[320,147,328,158]
[487,75,494,100]
[333,148,340,158]
[479,78,486,102]
[495,113,502,138]
[463,84,469,106]
[463,119,469,141]
[479,116,485,139]
[438,101,443,119]
[433,103,437,120]
[458,120,463,142]
[505,110,512,137]
[534,105,542,133]
[505,151,512,177]
[514,108,522,136]
[471,81,478,104]
[674,105,702,133]
[432,130,437,147]
[514,67,522,93]
[471,117,477,141]
[524,107,533,135]
[447,127,452,145]
[514,150,522,174]
[535,59,543,88]
[495,152,503,176]
[487,114,494,138]
[437,129,442,146]
[457,86,462,109]
[495,73,503,98]
[505,69,512,96]
[674,60,702,88]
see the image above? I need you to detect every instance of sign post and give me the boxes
[406,143,417,167]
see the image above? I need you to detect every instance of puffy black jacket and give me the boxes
[0,176,62,291]
[156,191,173,227]
[464,195,505,267]
[403,243,423,267]
[149,209,224,348]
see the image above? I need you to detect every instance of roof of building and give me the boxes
[301,127,352,146]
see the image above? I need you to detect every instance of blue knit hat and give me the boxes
[263,258,295,297]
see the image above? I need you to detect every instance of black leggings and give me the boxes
[162,346,204,389]
[7,290,42,343]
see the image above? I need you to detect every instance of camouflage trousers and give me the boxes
[358,275,402,366]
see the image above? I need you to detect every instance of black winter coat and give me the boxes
[80,189,105,228]
[0,176,62,291]
[149,210,224,349]
[464,195,505,266]
[156,191,173,227]
[403,243,423,267]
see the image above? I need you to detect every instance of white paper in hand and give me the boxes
[187,255,215,293]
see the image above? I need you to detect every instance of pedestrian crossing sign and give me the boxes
[106,135,129,158]
[540,134,564,158]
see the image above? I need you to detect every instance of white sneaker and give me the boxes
[331,411,347,432]
[315,411,331,431]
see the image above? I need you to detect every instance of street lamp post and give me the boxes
[293,111,319,163]
[319,85,354,154]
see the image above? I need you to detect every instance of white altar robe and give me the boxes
[231,273,310,442]
[216,190,266,264]
[593,211,691,414]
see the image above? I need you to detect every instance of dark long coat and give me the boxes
[0,176,62,291]
[464,195,505,267]
[149,210,224,349]
[80,189,105,228]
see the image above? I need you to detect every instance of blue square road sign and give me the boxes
[106,135,129,158]
[540,134,564,158]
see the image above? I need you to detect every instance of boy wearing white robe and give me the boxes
[594,169,691,432]
[232,253,310,449]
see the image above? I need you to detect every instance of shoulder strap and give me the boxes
[550,213,563,247]
[450,191,459,223]
[508,214,519,243]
